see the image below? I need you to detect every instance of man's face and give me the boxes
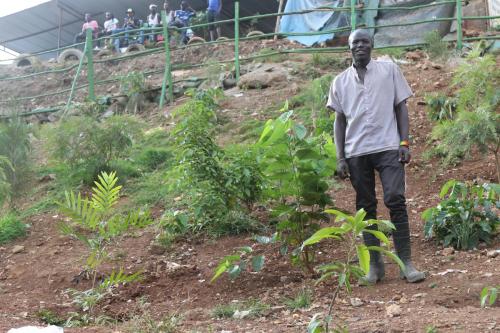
[105,13,111,20]
[164,2,169,10]
[349,31,372,64]
[181,2,187,10]
[127,11,133,17]
[85,14,91,22]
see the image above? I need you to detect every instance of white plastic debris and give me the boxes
[7,326,63,333]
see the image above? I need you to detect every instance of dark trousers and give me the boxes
[346,150,411,260]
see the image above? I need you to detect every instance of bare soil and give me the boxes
[0,43,499,333]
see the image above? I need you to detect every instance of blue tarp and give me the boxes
[279,0,350,46]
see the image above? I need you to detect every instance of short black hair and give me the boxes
[348,29,374,47]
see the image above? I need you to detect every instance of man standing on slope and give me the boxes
[327,29,425,284]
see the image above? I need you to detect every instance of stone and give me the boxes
[149,244,166,255]
[486,250,499,258]
[350,297,363,307]
[386,304,402,317]
[442,247,455,256]
[233,310,251,319]
[405,51,424,61]
[11,245,25,254]
[238,64,288,89]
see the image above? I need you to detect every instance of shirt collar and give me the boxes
[352,59,373,70]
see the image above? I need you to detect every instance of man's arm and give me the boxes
[395,101,411,163]
[333,110,349,179]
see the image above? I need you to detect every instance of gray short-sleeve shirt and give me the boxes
[327,60,413,158]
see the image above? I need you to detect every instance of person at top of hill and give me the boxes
[103,12,119,35]
[207,0,223,41]
[147,4,161,42]
[163,1,176,25]
[172,1,196,44]
[327,29,426,285]
[74,13,99,44]
[121,8,144,45]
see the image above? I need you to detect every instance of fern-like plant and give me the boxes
[58,171,152,287]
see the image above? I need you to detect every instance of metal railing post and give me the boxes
[234,1,240,82]
[456,0,463,50]
[85,28,95,101]
[351,0,357,31]
[160,10,174,108]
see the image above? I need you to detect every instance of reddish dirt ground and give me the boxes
[0,44,499,332]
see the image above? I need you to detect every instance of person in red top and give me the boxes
[74,13,99,44]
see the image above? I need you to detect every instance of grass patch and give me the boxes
[283,288,313,310]
[311,53,347,70]
[256,47,288,63]
[0,213,26,244]
[212,299,270,319]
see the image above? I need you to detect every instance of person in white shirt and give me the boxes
[147,4,161,42]
[103,12,119,35]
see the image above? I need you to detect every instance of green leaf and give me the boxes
[480,286,490,307]
[324,209,354,223]
[363,229,390,245]
[307,314,324,333]
[302,227,343,248]
[368,247,405,272]
[293,124,307,140]
[439,179,457,198]
[356,244,370,274]
[251,255,265,272]
[239,246,253,254]
[228,264,242,279]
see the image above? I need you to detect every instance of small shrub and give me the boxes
[425,93,457,122]
[284,288,313,310]
[0,116,33,196]
[126,297,181,333]
[424,30,449,60]
[120,72,146,98]
[36,309,66,326]
[422,180,500,250]
[0,213,26,244]
[427,49,499,181]
[136,148,172,171]
[0,156,13,205]
[58,171,152,286]
[46,115,143,185]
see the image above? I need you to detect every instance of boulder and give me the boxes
[238,64,288,89]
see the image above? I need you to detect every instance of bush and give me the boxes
[46,115,143,185]
[311,53,346,70]
[425,93,457,122]
[427,49,500,181]
[0,213,26,244]
[424,30,450,60]
[0,156,12,205]
[422,180,500,250]
[0,116,33,196]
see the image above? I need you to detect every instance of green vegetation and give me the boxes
[289,74,334,133]
[481,286,499,308]
[422,180,499,250]
[58,171,152,286]
[304,209,404,332]
[212,299,270,319]
[425,93,457,122]
[427,48,500,181]
[311,53,347,70]
[424,30,450,60]
[284,288,313,310]
[0,212,26,244]
[45,115,143,186]
[0,116,33,198]
[256,47,288,63]
[0,155,13,205]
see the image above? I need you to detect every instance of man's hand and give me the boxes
[336,158,350,179]
[399,146,411,164]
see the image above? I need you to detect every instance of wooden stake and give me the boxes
[274,0,285,41]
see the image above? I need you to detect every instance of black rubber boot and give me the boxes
[393,225,425,283]
[360,228,385,285]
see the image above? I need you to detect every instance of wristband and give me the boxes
[400,140,410,147]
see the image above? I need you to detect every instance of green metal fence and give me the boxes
[0,0,499,116]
